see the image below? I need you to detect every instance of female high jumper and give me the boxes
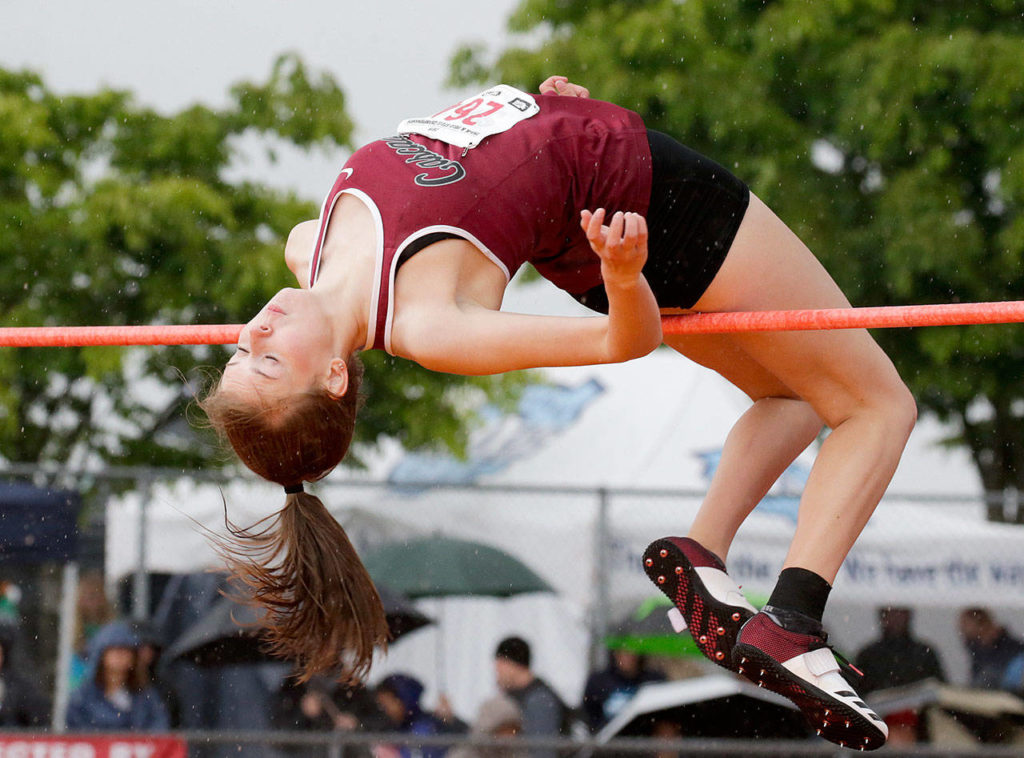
[202,76,915,750]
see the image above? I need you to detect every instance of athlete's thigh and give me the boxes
[662,330,799,402]
[690,194,906,426]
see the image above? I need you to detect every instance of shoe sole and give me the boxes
[642,538,754,671]
[733,642,887,751]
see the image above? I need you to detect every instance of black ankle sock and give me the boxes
[767,567,832,624]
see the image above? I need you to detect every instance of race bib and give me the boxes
[396,85,540,149]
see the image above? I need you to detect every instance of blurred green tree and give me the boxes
[0,54,523,473]
[454,0,1024,520]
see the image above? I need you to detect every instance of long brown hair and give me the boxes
[200,356,389,683]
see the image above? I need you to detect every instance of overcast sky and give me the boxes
[2,0,524,198]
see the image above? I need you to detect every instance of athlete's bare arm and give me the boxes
[391,210,661,375]
[284,220,320,288]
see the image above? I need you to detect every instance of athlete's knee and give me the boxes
[884,379,918,440]
[862,376,917,442]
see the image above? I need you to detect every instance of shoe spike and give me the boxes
[731,612,741,621]
[740,657,747,664]
[674,566,683,574]
[659,549,668,558]
[816,729,821,736]
[644,558,653,567]
[698,635,708,644]
[714,651,724,660]
[716,627,725,635]
[824,710,830,717]
[656,575,666,584]
[845,721,850,728]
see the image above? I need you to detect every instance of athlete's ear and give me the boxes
[324,358,349,399]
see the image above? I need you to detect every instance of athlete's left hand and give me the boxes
[581,208,648,288]
[539,76,590,98]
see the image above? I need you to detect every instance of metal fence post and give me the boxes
[51,560,79,732]
[590,487,611,670]
[132,472,154,620]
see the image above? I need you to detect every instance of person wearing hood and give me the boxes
[65,620,170,731]
[375,673,459,758]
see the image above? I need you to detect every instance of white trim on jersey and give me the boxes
[384,226,512,355]
[307,190,337,289]
[336,189,387,352]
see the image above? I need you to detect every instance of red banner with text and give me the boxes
[0,735,186,758]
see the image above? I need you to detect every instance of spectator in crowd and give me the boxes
[959,608,1024,691]
[855,607,945,695]
[493,637,570,758]
[448,694,525,758]
[130,619,180,727]
[0,582,20,624]
[581,649,665,732]
[70,571,115,690]
[374,673,457,758]
[65,620,170,731]
[0,625,49,726]
[274,674,384,758]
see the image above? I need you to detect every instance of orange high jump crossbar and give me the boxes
[0,301,1024,347]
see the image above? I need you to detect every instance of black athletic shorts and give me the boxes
[572,129,750,313]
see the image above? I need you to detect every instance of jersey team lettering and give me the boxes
[382,136,466,187]
[396,85,540,150]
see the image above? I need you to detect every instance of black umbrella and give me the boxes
[595,674,810,741]
[166,583,431,667]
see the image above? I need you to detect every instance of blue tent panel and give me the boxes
[0,481,81,564]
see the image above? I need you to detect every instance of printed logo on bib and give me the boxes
[396,85,540,150]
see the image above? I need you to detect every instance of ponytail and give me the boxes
[214,490,389,683]
[200,355,387,683]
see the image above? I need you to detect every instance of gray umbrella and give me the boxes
[166,583,431,667]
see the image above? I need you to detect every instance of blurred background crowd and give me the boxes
[1,569,1024,750]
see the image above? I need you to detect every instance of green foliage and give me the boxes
[457,0,1024,497]
[0,54,523,471]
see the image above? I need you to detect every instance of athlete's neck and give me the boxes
[312,193,377,354]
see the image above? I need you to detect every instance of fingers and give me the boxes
[540,76,589,97]
[539,75,568,94]
[607,210,625,247]
[624,213,648,249]
[581,208,606,245]
[580,209,647,259]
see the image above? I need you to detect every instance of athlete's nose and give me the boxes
[252,320,273,340]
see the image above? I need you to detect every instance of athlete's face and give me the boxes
[221,288,339,402]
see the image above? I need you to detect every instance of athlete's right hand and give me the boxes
[581,208,649,288]
[539,76,590,98]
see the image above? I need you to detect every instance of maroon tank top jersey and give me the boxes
[308,91,652,354]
